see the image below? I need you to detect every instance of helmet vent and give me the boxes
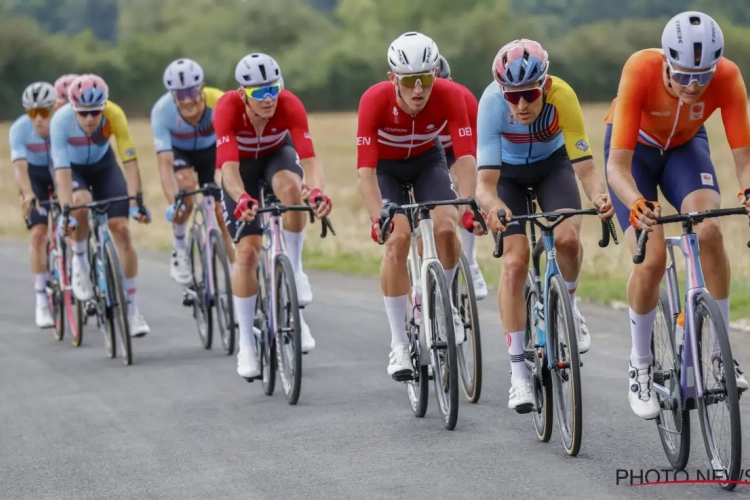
[693,42,702,66]
[689,16,701,25]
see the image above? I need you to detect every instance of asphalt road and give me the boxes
[2,240,750,499]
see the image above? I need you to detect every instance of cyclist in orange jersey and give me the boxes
[605,11,750,420]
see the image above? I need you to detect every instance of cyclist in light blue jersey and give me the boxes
[151,58,233,285]
[10,82,57,328]
[52,74,153,337]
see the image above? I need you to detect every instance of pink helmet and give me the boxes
[68,74,109,108]
[492,39,549,88]
[54,74,79,102]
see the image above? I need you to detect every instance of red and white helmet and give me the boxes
[54,74,79,102]
[68,74,109,108]
[492,39,549,88]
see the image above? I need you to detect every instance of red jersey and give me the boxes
[215,90,315,169]
[439,82,477,152]
[356,78,475,169]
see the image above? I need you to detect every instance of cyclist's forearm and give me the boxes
[606,149,641,207]
[476,169,503,213]
[13,160,33,198]
[732,147,750,191]
[573,159,606,203]
[157,152,179,203]
[221,162,245,202]
[55,169,73,207]
[300,157,325,192]
[452,156,477,200]
[123,160,143,196]
[357,168,383,220]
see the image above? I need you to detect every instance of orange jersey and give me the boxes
[605,49,750,151]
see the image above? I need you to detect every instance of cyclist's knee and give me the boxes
[72,190,91,205]
[633,243,666,281]
[30,225,47,250]
[108,218,132,244]
[384,226,410,262]
[273,174,303,205]
[235,239,260,268]
[695,218,723,254]
[500,238,530,289]
[554,226,580,257]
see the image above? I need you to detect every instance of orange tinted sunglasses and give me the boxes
[27,108,52,119]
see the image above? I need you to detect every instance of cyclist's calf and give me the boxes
[232,236,262,296]
[432,205,460,270]
[499,235,531,332]
[694,217,730,299]
[627,227,666,311]
[109,218,137,278]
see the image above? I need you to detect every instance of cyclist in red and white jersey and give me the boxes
[215,53,332,379]
[357,32,485,379]
[436,55,488,300]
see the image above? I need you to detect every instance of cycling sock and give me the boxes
[234,294,258,348]
[34,273,48,308]
[282,229,304,274]
[444,265,457,289]
[460,230,476,265]
[72,239,88,271]
[629,307,656,366]
[715,297,730,356]
[173,222,187,250]
[565,279,578,306]
[506,331,529,383]
[124,278,138,317]
[384,295,409,349]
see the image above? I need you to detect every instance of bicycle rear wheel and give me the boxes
[454,252,482,403]
[210,229,235,355]
[275,254,302,405]
[61,237,83,348]
[653,286,690,471]
[694,292,741,491]
[257,258,276,396]
[548,273,582,456]
[104,240,132,366]
[189,227,212,349]
[426,261,459,430]
[525,271,553,442]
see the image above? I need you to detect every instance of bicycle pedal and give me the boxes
[579,360,584,368]
[514,403,534,415]
[392,370,414,382]
[243,376,261,383]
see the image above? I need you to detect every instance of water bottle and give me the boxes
[412,284,423,326]
[675,312,685,351]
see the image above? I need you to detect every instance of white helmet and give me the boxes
[235,53,281,86]
[387,32,440,75]
[163,58,204,91]
[22,81,56,109]
[662,11,724,70]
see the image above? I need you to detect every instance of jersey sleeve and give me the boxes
[356,87,380,169]
[609,54,646,150]
[9,117,28,162]
[719,61,750,150]
[446,84,474,160]
[150,96,173,154]
[104,101,137,162]
[476,88,504,170]
[284,92,315,160]
[551,79,593,163]
[203,87,224,109]
[50,109,71,170]
[214,94,240,169]
[465,90,479,152]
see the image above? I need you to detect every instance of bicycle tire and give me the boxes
[454,252,482,403]
[258,258,276,396]
[526,271,553,443]
[90,236,114,359]
[694,292,742,491]
[63,238,83,348]
[189,227,212,349]
[426,261,459,431]
[653,286,690,471]
[49,238,64,341]
[210,229,235,355]
[104,240,132,366]
[548,273,582,456]
[275,254,302,405]
[406,289,428,418]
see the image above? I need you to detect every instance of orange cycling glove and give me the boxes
[629,198,660,229]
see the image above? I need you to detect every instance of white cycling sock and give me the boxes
[72,239,88,271]
[507,331,529,383]
[124,277,138,317]
[715,297,730,356]
[34,273,48,308]
[173,222,187,250]
[234,294,258,349]
[283,229,304,274]
[384,295,409,349]
[460,230,476,265]
[565,279,579,307]
[629,307,656,367]
[444,265,457,288]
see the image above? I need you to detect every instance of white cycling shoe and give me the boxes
[628,361,660,420]
[469,263,488,300]
[574,305,591,354]
[299,312,316,353]
[712,354,749,391]
[130,313,150,338]
[170,248,192,286]
[35,302,54,329]
[237,344,261,379]
[72,265,94,302]
[388,346,412,379]
[295,272,313,307]
[452,305,466,345]
[508,378,535,413]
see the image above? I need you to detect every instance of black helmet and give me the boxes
[437,55,451,79]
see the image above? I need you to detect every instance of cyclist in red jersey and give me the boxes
[215,53,332,379]
[357,32,486,380]
[436,55,488,300]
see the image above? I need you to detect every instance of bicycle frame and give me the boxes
[529,227,563,373]
[179,187,221,305]
[257,186,287,349]
[89,210,117,309]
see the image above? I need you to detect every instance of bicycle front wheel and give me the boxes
[91,237,114,359]
[275,254,302,405]
[210,229,235,355]
[454,252,482,403]
[426,261,459,431]
[257,258,276,396]
[48,239,64,342]
[104,240,132,366]
[526,271,553,443]
[548,273,582,456]
[189,227,212,349]
[694,292,741,490]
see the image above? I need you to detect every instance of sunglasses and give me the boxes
[244,83,281,101]
[26,108,52,119]
[397,72,436,89]
[501,85,544,105]
[75,108,103,117]
[667,61,716,87]
[172,86,202,103]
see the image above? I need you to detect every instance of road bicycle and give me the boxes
[172,184,235,355]
[634,207,745,490]
[378,188,487,430]
[452,250,482,403]
[234,182,334,405]
[495,188,617,456]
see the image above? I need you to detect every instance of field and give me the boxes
[3,105,750,318]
